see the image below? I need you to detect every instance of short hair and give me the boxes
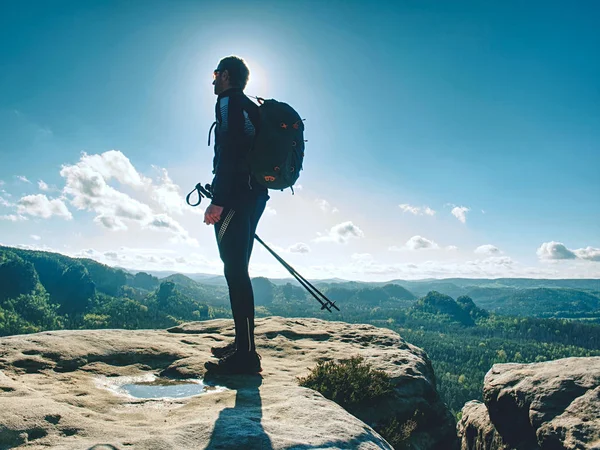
[216,56,250,89]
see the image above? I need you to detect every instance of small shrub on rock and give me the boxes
[297,355,394,412]
[297,356,418,448]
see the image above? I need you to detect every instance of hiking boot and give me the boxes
[204,350,262,375]
[210,341,236,359]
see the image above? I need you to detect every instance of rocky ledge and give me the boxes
[0,317,457,449]
[458,357,600,450]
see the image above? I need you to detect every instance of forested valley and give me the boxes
[2,245,599,415]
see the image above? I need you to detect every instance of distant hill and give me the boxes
[0,246,223,335]
[160,273,228,305]
[162,273,201,288]
[384,278,600,297]
[0,245,129,303]
[410,291,488,326]
[2,246,599,326]
[465,287,600,318]
[322,284,417,311]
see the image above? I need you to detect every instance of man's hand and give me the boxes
[204,203,224,225]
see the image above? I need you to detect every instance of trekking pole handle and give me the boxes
[198,183,213,199]
[186,183,213,207]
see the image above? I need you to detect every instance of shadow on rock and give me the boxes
[205,374,273,450]
[87,445,120,450]
[282,432,394,450]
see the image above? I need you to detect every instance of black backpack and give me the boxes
[249,98,305,191]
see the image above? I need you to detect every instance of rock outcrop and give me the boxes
[458,357,600,450]
[0,317,457,449]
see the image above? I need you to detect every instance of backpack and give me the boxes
[249,98,305,191]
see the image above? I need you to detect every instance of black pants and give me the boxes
[214,192,268,353]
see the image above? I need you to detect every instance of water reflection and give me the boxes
[97,373,227,399]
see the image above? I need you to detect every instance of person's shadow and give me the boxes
[204,374,273,450]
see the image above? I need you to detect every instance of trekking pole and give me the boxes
[256,238,333,312]
[186,183,339,312]
[253,234,339,312]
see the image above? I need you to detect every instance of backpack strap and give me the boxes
[248,95,265,105]
[207,121,217,146]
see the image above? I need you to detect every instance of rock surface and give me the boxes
[457,401,510,450]
[0,317,457,449]
[457,357,600,450]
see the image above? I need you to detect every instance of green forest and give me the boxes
[1,245,600,416]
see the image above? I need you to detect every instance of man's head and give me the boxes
[213,56,250,96]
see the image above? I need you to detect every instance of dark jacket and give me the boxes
[211,88,266,207]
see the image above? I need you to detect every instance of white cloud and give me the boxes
[475,244,501,255]
[0,214,28,222]
[315,198,339,213]
[16,176,31,184]
[17,194,72,220]
[104,251,119,260]
[302,254,530,281]
[537,241,600,262]
[536,241,577,260]
[76,150,150,188]
[288,242,310,253]
[259,241,310,255]
[574,247,600,262]
[0,180,4,186]
[294,185,303,191]
[30,235,41,241]
[94,215,127,231]
[0,196,13,207]
[146,213,197,245]
[314,221,364,244]
[71,247,220,274]
[446,245,459,251]
[390,235,439,251]
[38,180,49,191]
[60,151,196,245]
[265,206,277,216]
[399,204,419,215]
[451,206,470,224]
[71,177,151,221]
[151,168,185,215]
[399,203,436,216]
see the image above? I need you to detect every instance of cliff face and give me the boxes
[0,317,457,450]
[457,357,600,450]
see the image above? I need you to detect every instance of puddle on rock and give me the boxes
[96,373,228,399]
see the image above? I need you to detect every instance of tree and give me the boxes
[131,272,160,291]
[157,281,176,304]
[56,264,96,315]
[0,255,39,302]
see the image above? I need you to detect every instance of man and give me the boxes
[203,56,269,374]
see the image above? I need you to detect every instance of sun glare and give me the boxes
[242,56,270,100]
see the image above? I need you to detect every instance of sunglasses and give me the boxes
[213,69,227,80]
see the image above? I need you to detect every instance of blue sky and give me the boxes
[0,0,598,280]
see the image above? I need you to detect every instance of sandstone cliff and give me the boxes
[457,357,600,450]
[0,317,457,449]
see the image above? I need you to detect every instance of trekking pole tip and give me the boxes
[330,301,340,311]
[320,303,332,312]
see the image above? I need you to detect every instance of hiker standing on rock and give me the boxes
[203,56,268,375]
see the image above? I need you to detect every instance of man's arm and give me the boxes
[211,94,249,207]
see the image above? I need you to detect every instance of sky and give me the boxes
[0,0,598,281]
